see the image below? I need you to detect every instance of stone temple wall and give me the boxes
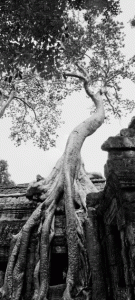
[0,184,37,289]
[87,118,135,300]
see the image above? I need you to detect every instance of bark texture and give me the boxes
[0,66,105,300]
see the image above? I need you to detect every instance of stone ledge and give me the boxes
[101,136,135,151]
[0,183,28,194]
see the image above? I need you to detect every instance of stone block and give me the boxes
[101,136,135,152]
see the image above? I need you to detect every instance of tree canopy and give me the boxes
[59,12,135,119]
[1,0,135,150]
[0,0,120,76]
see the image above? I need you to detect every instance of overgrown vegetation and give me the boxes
[1,3,135,299]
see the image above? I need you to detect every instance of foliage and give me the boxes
[0,0,122,150]
[0,69,80,150]
[84,16,135,118]
[0,160,15,186]
[69,0,120,15]
[1,0,134,149]
[130,16,135,27]
[0,0,120,76]
[60,13,135,119]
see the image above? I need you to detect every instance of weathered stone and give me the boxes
[48,284,66,300]
[128,116,135,129]
[0,271,4,288]
[101,136,135,151]
[86,190,104,207]
[126,224,135,246]
[86,208,106,300]
[0,183,28,194]
[104,158,135,184]
[100,119,135,299]
[108,150,135,159]
[103,198,117,225]
[120,128,135,137]
[90,178,105,191]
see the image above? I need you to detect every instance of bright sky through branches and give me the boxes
[0,0,135,184]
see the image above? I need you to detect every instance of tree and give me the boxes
[0,0,124,151]
[1,3,135,300]
[1,10,134,150]
[0,64,107,300]
[0,0,120,77]
[0,160,15,186]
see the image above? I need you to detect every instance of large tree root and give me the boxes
[0,157,96,300]
[0,65,106,300]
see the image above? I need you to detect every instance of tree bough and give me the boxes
[0,65,106,300]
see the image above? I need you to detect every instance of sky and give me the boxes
[0,0,135,184]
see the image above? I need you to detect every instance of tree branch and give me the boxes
[63,72,86,82]
[84,54,108,78]
[14,97,39,122]
[106,70,122,84]
[0,193,26,198]
[104,91,117,115]
[64,65,106,104]
[75,62,89,78]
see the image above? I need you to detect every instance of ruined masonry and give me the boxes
[1,120,135,300]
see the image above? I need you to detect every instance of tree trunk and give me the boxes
[0,66,106,300]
